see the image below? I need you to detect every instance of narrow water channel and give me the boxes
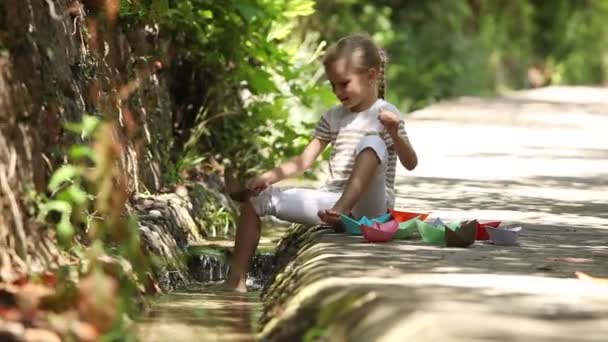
[136,223,288,341]
[136,284,261,342]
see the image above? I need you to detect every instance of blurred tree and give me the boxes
[301,0,608,111]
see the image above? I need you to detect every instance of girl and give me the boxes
[224,33,418,292]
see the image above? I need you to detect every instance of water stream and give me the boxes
[136,238,281,341]
[136,284,262,342]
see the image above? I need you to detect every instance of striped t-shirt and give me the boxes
[312,98,410,203]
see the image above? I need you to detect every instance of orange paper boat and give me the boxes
[388,208,430,223]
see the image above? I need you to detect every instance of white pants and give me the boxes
[250,135,392,225]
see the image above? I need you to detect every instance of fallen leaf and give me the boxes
[23,328,62,342]
[77,269,119,333]
[71,320,100,342]
[562,257,593,263]
[16,284,54,318]
[575,271,608,285]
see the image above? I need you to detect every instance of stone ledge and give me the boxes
[259,227,608,341]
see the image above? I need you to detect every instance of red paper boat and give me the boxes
[361,222,398,243]
[388,208,430,223]
[475,221,501,240]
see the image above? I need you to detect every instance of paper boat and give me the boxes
[445,220,476,247]
[394,217,420,239]
[361,221,398,243]
[340,213,394,236]
[373,212,392,223]
[416,220,445,244]
[377,219,398,232]
[432,217,446,227]
[446,221,461,231]
[486,226,522,246]
[388,208,430,223]
[341,214,363,235]
[475,221,501,240]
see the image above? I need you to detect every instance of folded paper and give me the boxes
[388,208,430,223]
[486,225,522,246]
[340,213,395,236]
[445,220,476,247]
[416,220,445,245]
[394,217,420,239]
[476,221,501,240]
[361,220,399,243]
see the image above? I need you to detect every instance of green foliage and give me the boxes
[190,184,236,239]
[41,115,149,337]
[304,0,608,111]
[121,0,330,179]
[532,0,608,84]
[42,116,101,248]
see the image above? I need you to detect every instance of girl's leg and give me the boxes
[319,136,388,224]
[224,187,339,292]
[224,201,261,292]
[259,187,340,226]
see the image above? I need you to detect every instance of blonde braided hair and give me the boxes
[323,33,387,99]
[377,48,387,99]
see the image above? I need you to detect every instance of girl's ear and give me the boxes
[367,68,378,81]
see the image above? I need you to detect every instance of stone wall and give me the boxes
[0,0,197,284]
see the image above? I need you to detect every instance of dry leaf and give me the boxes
[77,269,119,333]
[575,271,608,285]
[23,328,61,342]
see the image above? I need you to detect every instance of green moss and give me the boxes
[300,290,376,341]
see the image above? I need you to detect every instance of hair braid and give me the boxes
[378,48,387,99]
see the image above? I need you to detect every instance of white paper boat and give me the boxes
[486,226,522,246]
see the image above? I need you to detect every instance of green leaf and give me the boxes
[198,9,213,19]
[65,185,88,206]
[56,215,74,247]
[43,200,72,216]
[283,0,315,18]
[63,115,100,138]
[81,115,101,138]
[247,68,278,94]
[48,165,81,192]
[234,1,265,22]
[69,145,95,161]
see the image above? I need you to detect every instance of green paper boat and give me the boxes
[416,220,445,244]
[394,217,420,239]
[446,221,461,231]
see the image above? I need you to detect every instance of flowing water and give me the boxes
[136,284,262,342]
[136,224,288,342]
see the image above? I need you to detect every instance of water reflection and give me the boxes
[137,284,261,342]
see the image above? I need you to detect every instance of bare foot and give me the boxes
[220,278,248,293]
[318,208,348,232]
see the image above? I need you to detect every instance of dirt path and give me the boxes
[259,86,608,341]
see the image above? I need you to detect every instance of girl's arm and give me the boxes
[378,109,418,170]
[248,137,329,190]
[389,130,417,170]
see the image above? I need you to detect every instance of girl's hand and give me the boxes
[378,109,400,136]
[245,174,272,193]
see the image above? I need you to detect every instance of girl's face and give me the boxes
[326,59,378,112]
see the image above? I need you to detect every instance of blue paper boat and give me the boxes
[340,213,392,236]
